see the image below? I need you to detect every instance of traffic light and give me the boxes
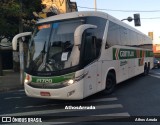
[134,14,141,26]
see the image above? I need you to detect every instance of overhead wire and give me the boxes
[78,6,160,13]
[77,6,160,19]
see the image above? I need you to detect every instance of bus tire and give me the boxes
[147,63,150,74]
[143,63,148,76]
[104,73,116,94]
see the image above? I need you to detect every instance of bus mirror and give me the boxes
[12,32,32,50]
[74,24,97,46]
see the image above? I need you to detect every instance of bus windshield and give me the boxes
[26,19,83,73]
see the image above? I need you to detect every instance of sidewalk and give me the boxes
[0,70,23,92]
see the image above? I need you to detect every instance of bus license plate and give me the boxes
[40,92,51,96]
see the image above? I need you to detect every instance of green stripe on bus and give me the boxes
[31,72,75,84]
[113,48,153,60]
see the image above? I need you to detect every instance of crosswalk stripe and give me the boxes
[1,112,130,124]
[15,97,118,109]
[86,97,118,102]
[4,97,22,100]
[45,112,130,122]
[0,104,123,116]
[18,90,25,92]
[94,112,130,117]
[149,74,160,79]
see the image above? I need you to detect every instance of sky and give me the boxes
[73,0,160,44]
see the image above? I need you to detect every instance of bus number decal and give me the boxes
[36,79,53,83]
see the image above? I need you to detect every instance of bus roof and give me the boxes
[37,11,150,40]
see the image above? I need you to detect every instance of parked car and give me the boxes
[154,58,160,68]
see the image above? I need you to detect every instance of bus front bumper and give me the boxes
[24,81,84,100]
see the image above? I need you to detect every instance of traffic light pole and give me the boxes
[94,0,97,11]
[121,14,141,27]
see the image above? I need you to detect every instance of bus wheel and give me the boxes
[105,73,116,94]
[147,63,150,74]
[143,63,148,76]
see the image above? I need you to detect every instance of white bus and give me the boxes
[12,11,153,100]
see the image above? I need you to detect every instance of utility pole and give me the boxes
[19,0,25,84]
[13,0,22,72]
[94,0,97,11]
[19,0,23,33]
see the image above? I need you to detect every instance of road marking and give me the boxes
[44,112,130,122]
[15,97,118,109]
[87,97,118,102]
[0,113,130,124]
[94,112,130,117]
[4,97,22,100]
[149,74,160,79]
[13,93,25,95]
[18,90,25,92]
[1,104,123,116]
[1,95,130,123]
[154,72,160,75]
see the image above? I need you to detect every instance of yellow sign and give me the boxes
[148,32,153,40]
[41,0,67,14]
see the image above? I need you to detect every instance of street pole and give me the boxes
[94,0,97,11]
[19,0,24,84]
[0,50,3,76]
[19,39,24,85]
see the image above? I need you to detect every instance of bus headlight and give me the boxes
[63,79,75,86]
[24,74,32,84]
[68,79,74,84]
[63,72,88,86]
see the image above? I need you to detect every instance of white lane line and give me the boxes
[13,93,25,95]
[94,112,130,117]
[4,97,22,100]
[18,90,24,92]
[88,97,118,102]
[15,97,118,109]
[152,72,160,75]
[1,104,123,116]
[149,74,160,79]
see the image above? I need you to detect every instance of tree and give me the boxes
[0,0,42,73]
[21,0,42,32]
[0,0,20,42]
[0,0,42,42]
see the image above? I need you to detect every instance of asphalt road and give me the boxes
[0,68,160,125]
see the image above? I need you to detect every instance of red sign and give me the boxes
[153,44,160,53]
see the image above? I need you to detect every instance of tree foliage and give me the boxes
[0,0,42,42]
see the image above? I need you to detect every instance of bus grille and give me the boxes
[28,82,66,89]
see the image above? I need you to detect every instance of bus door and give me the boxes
[96,61,102,92]
[83,36,100,97]
[128,59,135,78]
[84,63,97,97]
[119,59,128,81]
